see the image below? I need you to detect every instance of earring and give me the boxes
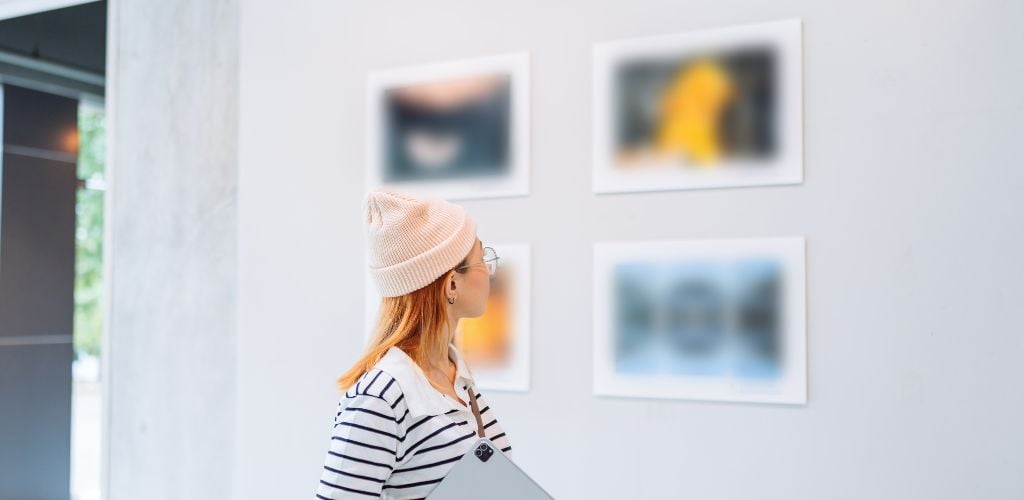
[447,296,456,304]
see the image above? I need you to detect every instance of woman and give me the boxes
[316,189,513,499]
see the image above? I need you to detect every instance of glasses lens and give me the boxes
[483,247,497,275]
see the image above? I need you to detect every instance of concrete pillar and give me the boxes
[105,0,239,498]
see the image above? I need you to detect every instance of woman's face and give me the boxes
[448,238,491,318]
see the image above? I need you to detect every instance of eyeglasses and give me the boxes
[454,246,500,276]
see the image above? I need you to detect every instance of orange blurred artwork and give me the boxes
[455,266,515,370]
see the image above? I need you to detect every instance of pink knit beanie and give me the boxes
[364,189,478,297]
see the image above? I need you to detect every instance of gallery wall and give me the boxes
[235,1,1024,498]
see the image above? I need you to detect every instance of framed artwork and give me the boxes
[366,52,530,200]
[364,243,532,392]
[593,19,803,193]
[453,243,531,392]
[593,237,807,405]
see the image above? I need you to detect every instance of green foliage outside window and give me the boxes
[74,104,105,360]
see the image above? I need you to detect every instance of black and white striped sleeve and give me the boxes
[316,391,400,499]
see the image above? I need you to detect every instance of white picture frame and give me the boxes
[592,19,803,194]
[366,52,531,200]
[592,237,807,405]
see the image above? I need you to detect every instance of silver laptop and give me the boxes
[426,438,555,499]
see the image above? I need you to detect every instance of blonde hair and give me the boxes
[336,249,472,392]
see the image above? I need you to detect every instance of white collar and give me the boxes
[374,343,477,418]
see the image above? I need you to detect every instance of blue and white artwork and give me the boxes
[594,237,806,405]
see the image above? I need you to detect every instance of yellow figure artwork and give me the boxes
[655,58,735,165]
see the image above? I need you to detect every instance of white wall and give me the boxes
[235,1,1024,498]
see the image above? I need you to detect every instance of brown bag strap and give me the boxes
[466,381,486,438]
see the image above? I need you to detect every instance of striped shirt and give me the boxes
[316,343,512,499]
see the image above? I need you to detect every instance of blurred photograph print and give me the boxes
[454,243,531,392]
[592,19,802,193]
[364,244,532,392]
[593,238,806,404]
[367,52,530,200]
